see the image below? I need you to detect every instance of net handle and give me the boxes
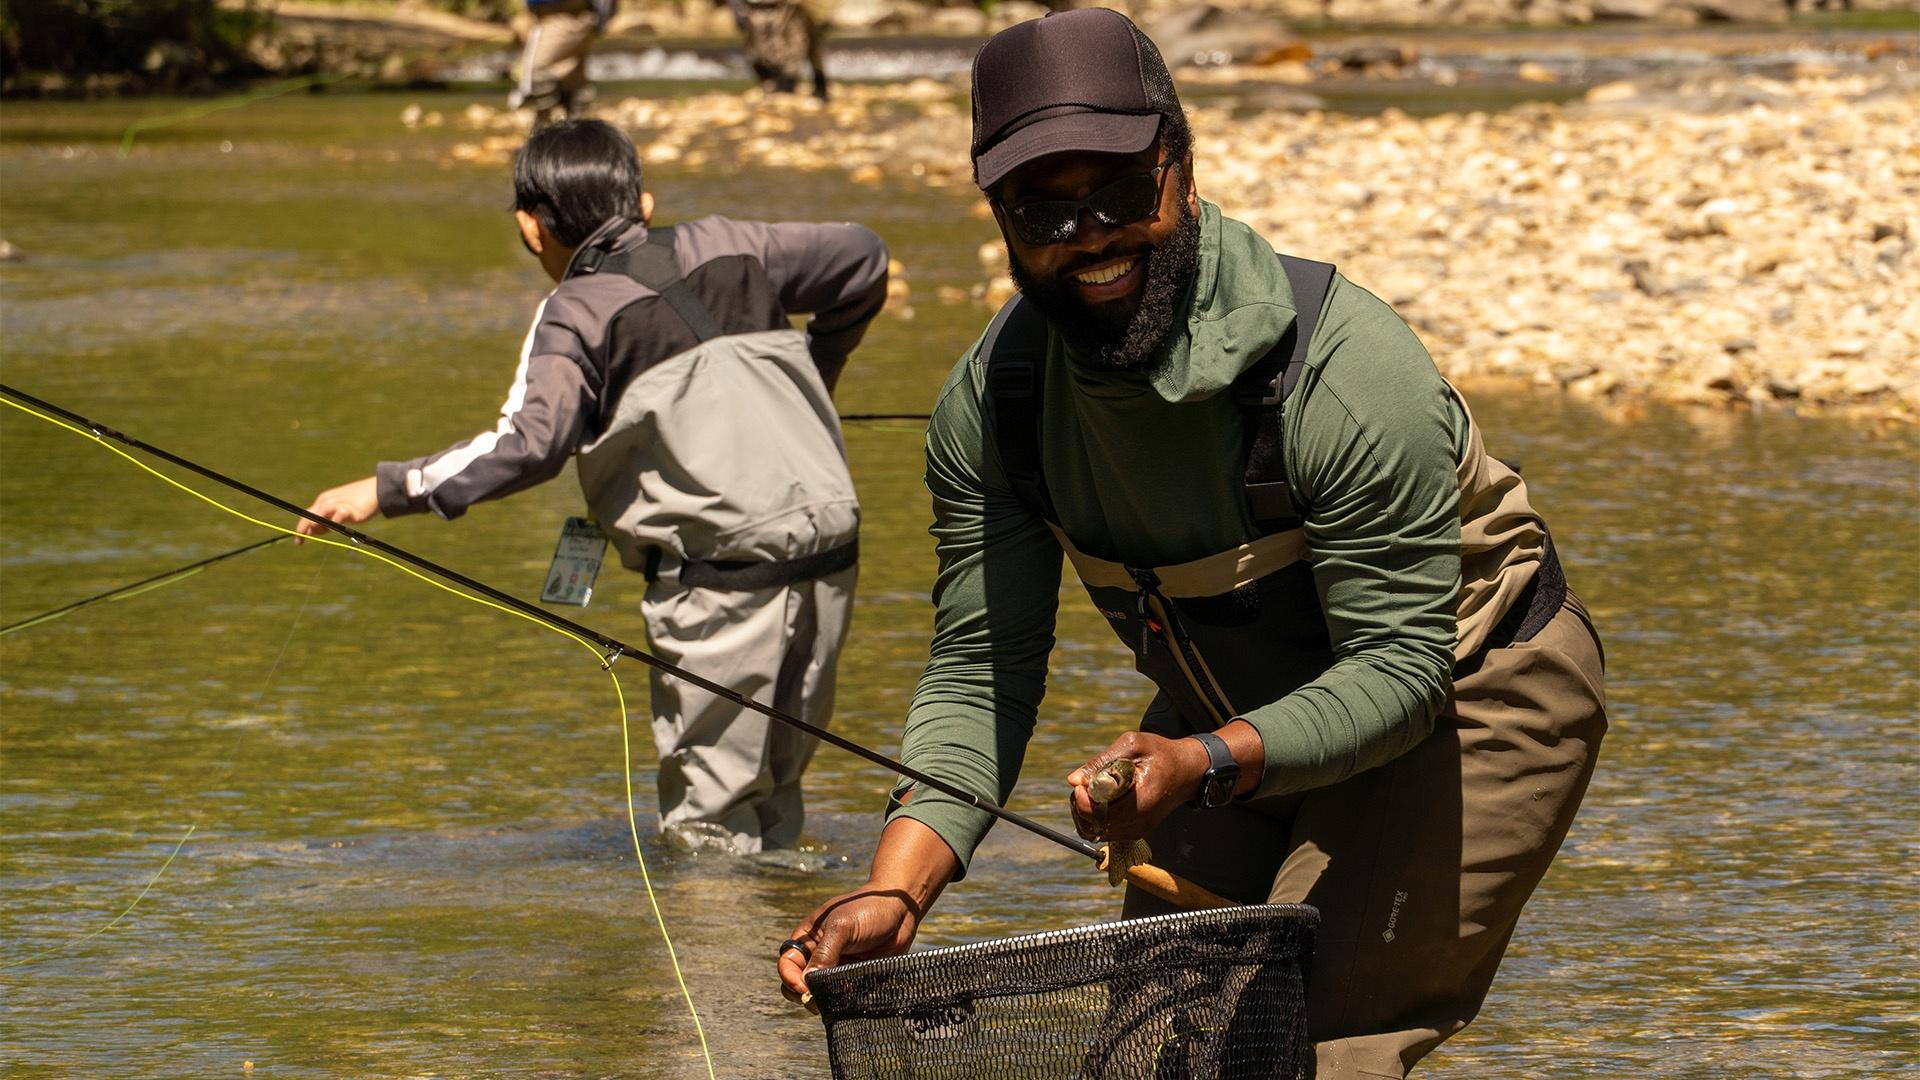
[1099,846,1240,910]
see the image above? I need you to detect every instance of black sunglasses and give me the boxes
[1003,159,1178,246]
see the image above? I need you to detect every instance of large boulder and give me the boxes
[825,0,919,33]
[1690,0,1789,20]
[1591,0,1669,19]
[1324,0,1458,23]
[1144,4,1305,67]
[1441,0,1523,21]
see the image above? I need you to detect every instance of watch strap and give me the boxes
[1189,731,1240,809]
[1192,730,1234,771]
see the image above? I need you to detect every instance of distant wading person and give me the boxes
[779,10,1605,1075]
[725,0,829,100]
[299,120,890,855]
[511,0,619,126]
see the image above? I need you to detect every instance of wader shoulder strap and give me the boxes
[584,225,725,343]
[981,296,1058,522]
[1234,255,1336,532]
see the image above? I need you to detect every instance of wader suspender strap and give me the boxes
[583,225,725,342]
[982,297,1059,522]
[1234,255,1337,531]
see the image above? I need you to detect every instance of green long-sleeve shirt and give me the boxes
[893,202,1465,873]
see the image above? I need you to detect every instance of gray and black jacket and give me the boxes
[375,215,887,573]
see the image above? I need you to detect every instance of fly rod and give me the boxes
[838,413,931,423]
[2,383,1238,909]
[0,383,1101,860]
[0,535,290,637]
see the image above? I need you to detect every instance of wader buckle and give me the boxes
[1128,567,1163,653]
[1233,381,1287,407]
[986,359,1035,398]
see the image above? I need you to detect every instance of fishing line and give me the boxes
[1,827,197,971]
[118,74,347,158]
[0,389,718,1079]
[1,544,325,973]
[0,535,290,637]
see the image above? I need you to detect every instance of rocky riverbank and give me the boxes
[434,57,1916,423]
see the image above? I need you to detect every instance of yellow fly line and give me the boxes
[0,534,291,637]
[1,826,197,971]
[0,395,717,1079]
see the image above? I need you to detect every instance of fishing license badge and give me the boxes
[541,517,608,607]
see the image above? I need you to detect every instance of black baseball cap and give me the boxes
[970,8,1183,192]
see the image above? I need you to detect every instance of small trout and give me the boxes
[1086,758,1135,806]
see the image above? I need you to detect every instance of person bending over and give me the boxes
[301,119,890,855]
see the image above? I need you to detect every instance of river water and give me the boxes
[1,89,1915,1078]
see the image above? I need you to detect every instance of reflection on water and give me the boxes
[2,92,1916,1078]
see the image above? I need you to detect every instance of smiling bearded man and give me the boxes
[778,9,1607,1079]
[1001,152,1202,373]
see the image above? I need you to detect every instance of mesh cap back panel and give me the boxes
[808,903,1317,1079]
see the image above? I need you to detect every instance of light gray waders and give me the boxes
[574,226,860,853]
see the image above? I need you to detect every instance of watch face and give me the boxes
[1204,768,1239,807]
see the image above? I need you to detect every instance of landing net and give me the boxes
[808,903,1317,1079]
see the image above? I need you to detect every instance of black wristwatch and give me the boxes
[1187,731,1240,810]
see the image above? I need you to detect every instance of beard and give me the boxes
[1007,201,1202,373]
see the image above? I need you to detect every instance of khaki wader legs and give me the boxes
[641,564,855,854]
[1124,593,1606,1079]
[511,4,600,125]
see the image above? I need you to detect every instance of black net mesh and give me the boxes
[808,903,1318,1080]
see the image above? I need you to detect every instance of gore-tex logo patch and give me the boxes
[1382,890,1409,943]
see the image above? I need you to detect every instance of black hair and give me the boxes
[1132,16,1193,168]
[1159,107,1193,169]
[511,119,644,248]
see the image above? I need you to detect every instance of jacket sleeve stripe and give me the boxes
[417,298,547,497]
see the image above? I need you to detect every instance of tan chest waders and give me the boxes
[981,251,1600,1080]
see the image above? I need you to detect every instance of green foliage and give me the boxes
[1,0,270,88]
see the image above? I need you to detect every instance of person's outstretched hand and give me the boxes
[296,476,379,543]
[778,885,924,1004]
[777,817,958,1006]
